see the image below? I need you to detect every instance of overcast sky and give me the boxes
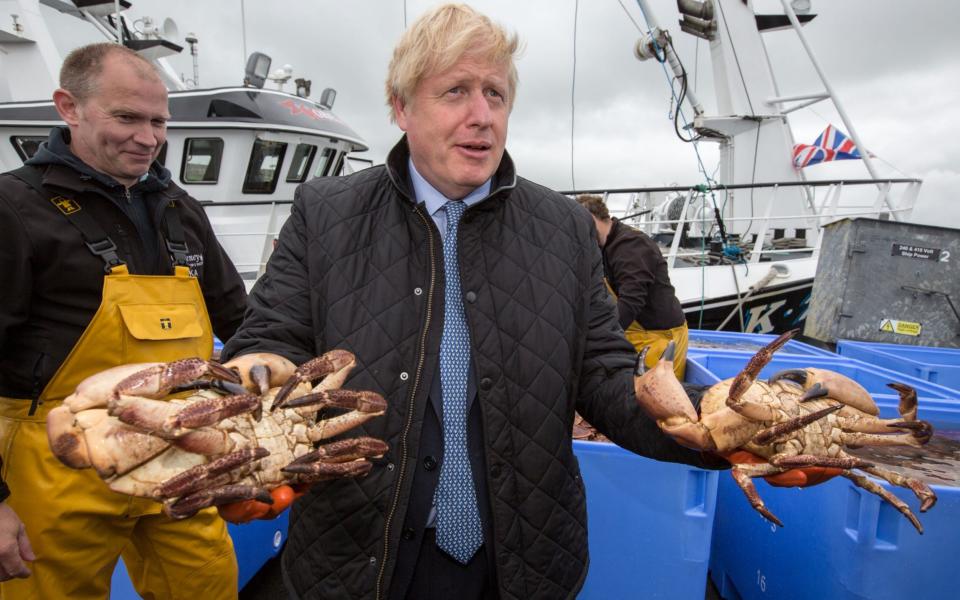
[47,0,960,225]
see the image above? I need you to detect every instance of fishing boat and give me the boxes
[0,0,922,334]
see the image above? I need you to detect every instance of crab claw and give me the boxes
[113,358,241,401]
[769,367,878,416]
[271,350,357,411]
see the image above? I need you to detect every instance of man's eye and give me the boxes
[117,115,134,123]
[487,89,504,100]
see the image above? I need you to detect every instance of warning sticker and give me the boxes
[879,318,922,336]
[892,243,941,261]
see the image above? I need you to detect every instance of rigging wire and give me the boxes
[570,0,580,191]
[240,0,247,68]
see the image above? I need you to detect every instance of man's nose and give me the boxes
[466,92,493,127]
[132,122,158,148]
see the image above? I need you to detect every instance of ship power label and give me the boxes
[891,243,944,261]
[879,318,922,336]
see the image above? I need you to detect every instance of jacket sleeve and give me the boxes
[0,190,33,362]
[220,187,316,366]
[575,238,717,469]
[605,231,656,330]
[194,201,247,344]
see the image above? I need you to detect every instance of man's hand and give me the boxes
[217,485,308,524]
[0,503,34,581]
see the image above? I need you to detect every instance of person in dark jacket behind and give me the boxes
[220,4,719,599]
[576,194,690,379]
[0,43,246,599]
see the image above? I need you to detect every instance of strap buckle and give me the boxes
[85,239,124,273]
[166,239,190,267]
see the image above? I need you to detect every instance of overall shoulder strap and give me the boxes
[8,165,125,272]
[160,199,190,268]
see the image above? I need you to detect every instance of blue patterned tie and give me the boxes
[434,200,483,564]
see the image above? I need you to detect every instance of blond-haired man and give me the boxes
[223,4,711,599]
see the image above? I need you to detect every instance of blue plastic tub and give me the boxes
[574,440,718,599]
[685,353,960,600]
[688,329,834,357]
[838,339,960,391]
[110,509,289,596]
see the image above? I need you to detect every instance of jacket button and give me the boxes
[400,371,409,381]
[402,527,415,541]
[465,291,477,303]
[423,456,438,471]
[480,377,492,391]
[414,287,423,296]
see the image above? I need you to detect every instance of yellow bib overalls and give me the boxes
[604,279,689,379]
[0,265,238,600]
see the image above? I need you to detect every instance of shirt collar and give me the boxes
[408,158,492,218]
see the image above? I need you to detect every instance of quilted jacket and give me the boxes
[222,137,709,599]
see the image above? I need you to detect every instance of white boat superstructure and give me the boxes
[0,0,369,284]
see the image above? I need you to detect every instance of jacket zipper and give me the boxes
[375,206,438,599]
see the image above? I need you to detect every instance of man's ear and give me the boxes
[52,88,81,126]
[391,95,409,132]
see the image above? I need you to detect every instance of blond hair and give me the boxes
[60,43,160,102]
[385,3,520,122]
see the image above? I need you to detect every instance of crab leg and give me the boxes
[729,464,784,527]
[727,330,798,421]
[165,484,274,519]
[768,453,873,470]
[860,465,937,512]
[751,404,843,445]
[110,393,261,438]
[282,438,387,482]
[155,447,269,499]
[306,410,387,442]
[286,437,389,466]
[843,471,924,534]
[114,358,240,399]
[272,350,358,410]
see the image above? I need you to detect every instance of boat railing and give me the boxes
[560,178,921,269]
[202,177,921,278]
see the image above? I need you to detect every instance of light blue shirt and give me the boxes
[408,158,491,239]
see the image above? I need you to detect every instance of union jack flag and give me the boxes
[792,124,864,168]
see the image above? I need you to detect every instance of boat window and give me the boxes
[332,152,345,176]
[243,139,288,194]
[10,136,47,162]
[181,138,224,184]
[313,147,337,177]
[286,144,317,183]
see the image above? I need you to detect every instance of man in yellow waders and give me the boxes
[576,195,689,379]
[0,43,247,599]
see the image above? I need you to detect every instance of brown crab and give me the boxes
[46,350,388,518]
[634,330,937,533]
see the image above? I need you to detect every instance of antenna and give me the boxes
[184,31,199,88]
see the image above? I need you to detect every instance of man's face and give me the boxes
[592,215,609,247]
[394,55,510,200]
[56,55,170,187]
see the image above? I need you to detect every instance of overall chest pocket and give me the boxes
[118,303,209,363]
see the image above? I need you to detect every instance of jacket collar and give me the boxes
[27,126,173,195]
[384,135,518,206]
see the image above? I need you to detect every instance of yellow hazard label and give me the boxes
[50,196,80,215]
[879,319,921,336]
